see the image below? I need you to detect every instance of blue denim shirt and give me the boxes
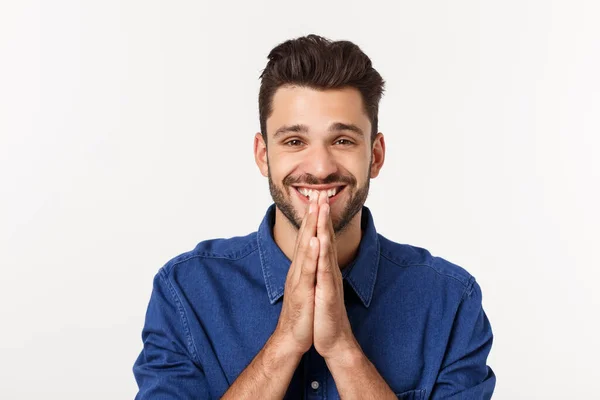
[133,205,495,399]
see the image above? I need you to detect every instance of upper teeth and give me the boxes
[297,187,339,198]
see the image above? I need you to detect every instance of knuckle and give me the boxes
[300,266,315,278]
[299,241,312,255]
[297,242,307,254]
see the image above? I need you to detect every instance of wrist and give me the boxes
[324,341,365,371]
[261,331,304,378]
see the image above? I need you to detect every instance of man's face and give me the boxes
[262,86,375,235]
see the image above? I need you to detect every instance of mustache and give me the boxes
[283,172,356,187]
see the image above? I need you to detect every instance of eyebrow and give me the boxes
[272,122,364,139]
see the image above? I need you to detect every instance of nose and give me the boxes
[303,142,338,180]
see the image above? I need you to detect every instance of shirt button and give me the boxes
[311,381,320,390]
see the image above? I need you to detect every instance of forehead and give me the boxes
[267,85,371,136]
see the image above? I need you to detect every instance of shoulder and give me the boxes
[377,234,476,294]
[160,231,259,276]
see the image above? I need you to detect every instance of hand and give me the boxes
[273,192,320,357]
[313,191,358,361]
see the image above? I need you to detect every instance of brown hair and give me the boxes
[258,34,385,145]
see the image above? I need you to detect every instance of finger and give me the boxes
[292,192,319,282]
[323,202,343,283]
[318,189,327,206]
[316,191,336,255]
[316,191,329,266]
[292,190,318,259]
[317,202,334,275]
[299,236,319,287]
[317,202,343,290]
[292,201,311,259]
[324,202,337,259]
[304,190,319,237]
[316,196,329,254]
[288,205,311,283]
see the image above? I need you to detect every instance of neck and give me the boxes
[273,207,363,269]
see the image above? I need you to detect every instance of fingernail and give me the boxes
[309,203,316,213]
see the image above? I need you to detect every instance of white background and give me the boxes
[1,1,598,398]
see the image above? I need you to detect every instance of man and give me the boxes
[133,34,496,399]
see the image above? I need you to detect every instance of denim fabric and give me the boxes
[133,204,496,399]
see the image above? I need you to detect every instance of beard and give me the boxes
[268,163,371,236]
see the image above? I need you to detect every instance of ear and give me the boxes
[254,132,269,177]
[370,132,386,178]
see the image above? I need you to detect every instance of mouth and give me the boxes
[292,185,347,205]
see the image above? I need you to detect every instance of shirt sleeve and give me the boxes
[133,268,210,399]
[431,278,496,399]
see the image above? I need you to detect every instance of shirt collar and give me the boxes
[256,204,380,308]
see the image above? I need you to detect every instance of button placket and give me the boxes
[306,346,327,399]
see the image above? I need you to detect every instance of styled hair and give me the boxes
[258,34,385,144]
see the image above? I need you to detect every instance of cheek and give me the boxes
[266,156,285,176]
[342,158,369,182]
[270,155,303,181]
[341,148,369,166]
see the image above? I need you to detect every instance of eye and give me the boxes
[284,139,304,147]
[335,138,354,146]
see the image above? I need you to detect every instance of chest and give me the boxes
[206,290,446,398]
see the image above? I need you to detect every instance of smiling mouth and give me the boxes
[293,186,346,199]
